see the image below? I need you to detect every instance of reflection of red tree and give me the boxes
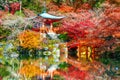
[59,65,90,80]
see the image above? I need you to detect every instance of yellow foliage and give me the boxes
[19,64,43,78]
[18,30,42,49]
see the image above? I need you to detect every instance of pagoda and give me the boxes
[32,1,65,39]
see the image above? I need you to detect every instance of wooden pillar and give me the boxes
[86,46,88,60]
[77,44,81,61]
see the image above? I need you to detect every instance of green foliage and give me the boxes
[94,0,105,8]
[0,66,10,77]
[80,0,105,8]
[0,27,12,41]
[14,11,25,17]
[22,0,43,13]
[0,0,5,6]
[100,55,110,65]
[53,75,65,80]
[9,0,18,2]
[58,33,69,42]
[99,46,120,65]
[82,0,88,3]
[105,64,120,77]
[0,27,11,36]
[100,52,120,65]
[99,46,120,77]
[52,0,63,6]
[58,62,69,70]
[53,0,62,3]
[0,5,4,10]
[104,36,113,41]
[18,46,53,60]
[105,68,116,76]
[53,22,61,27]
[18,46,42,60]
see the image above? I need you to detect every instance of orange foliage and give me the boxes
[113,32,120,38]
[0,11,8,18]
[59,5,73,13]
